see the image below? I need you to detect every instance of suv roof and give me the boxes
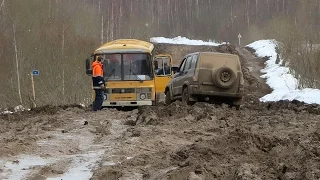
[184,52,238,58]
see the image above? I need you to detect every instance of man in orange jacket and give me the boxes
[92,56,105,111]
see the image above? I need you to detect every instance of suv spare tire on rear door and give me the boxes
[212,67,236,89]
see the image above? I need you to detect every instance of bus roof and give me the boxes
[94,39,155,54]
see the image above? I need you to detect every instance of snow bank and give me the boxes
[247,40,320,104]
[150,36,220,46]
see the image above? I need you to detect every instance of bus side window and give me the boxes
[155,57,171,76]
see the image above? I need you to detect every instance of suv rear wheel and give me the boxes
[182,87,195,105]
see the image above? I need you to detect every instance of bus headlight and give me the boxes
[140,93,146,100]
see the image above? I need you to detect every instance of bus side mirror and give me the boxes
[86,69,93,75]
[85,59,92,75]
[172,66,179,74]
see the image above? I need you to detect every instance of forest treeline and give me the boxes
[0,0,319,108]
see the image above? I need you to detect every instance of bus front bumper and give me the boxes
[102,100,153,107]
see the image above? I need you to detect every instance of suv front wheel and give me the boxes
[165,90,172,105]
[182,87,195,105]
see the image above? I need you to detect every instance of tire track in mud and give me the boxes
[42,108,138,180]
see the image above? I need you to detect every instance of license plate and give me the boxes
[110,93,136,101]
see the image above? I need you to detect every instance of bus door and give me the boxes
[153,54,174,93]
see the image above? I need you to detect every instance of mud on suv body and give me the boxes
[165,52,244,109]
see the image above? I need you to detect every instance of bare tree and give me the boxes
[12,23,22,104]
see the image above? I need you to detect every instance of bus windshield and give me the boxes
[101,53,153,81]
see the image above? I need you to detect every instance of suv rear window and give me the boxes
[199,54,238,69]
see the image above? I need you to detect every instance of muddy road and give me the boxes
[1,44,320,180]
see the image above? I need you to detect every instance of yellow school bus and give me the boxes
[85,39,174,106]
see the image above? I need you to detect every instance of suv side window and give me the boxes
[190,54,198,69]
[185,56,193,70]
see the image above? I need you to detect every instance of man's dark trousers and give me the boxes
[93,89,104,111]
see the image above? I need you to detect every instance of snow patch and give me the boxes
[14,105,25,112]
[150,36,220,46]
[1,105,29,115]
[1,110,13,115]
[102,161,117,166]
[247,40,320,104]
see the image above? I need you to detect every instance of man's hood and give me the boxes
[92,61,102,68]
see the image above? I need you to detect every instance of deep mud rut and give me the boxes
[1,44,320,180]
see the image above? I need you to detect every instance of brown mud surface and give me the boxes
[1,44,320,180]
